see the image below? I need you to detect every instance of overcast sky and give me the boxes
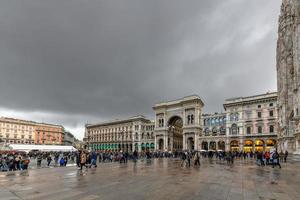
[0,0,282,139]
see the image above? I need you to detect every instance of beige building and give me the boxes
[277,0,300,154]
[0,117,35,144]
[84,116,155,152]
[223,92,278,152]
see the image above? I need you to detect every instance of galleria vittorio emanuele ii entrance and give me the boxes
[153,95,204,151]
[167,116,183,151]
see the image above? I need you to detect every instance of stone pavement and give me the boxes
[0,158,299,200]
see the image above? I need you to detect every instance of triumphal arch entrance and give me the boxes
[153,95,204,151]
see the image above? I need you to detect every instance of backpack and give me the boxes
[60,158,65,165]
[24,159,30,165]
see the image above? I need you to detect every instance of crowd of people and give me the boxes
[0,148,289,172]
[0,151,77,171]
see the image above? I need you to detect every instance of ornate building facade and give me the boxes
[153,95,204,152]
[223,92,278,152]
[85,93,279,153]
[200,113,226,151]
[277,0,300,154]
[84,116,155,152]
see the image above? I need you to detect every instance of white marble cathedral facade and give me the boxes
[277,0,300,154]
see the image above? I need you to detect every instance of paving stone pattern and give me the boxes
[0,159,299,200]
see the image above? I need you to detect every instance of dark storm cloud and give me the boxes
[0,0,281,138]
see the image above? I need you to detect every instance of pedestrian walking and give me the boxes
[47,155,52,167]
[133,150,138,163]
[37,155,42,167]
[186,152,191,168]
[181,152,187,167]
[272,150,281,169]
[80,151,87,170]
[193,152,200,167]
[284,150,288,163]
[91,151,97,168]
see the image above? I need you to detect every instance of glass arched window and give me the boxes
[235,113,239,121]
[269,125,274,133]
[231,124,238,135]
[212,127,218,136]
[247,127,251,134]
[230,114,234,121]
[258,126,262,134]
[204,128,210,136]
[220,126,226,135]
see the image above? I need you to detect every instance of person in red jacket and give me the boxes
[265,151,270,165]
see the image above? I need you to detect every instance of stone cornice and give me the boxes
[223,93,277,109]
[153,95,204,110]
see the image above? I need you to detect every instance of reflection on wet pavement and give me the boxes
[0,158,300,200]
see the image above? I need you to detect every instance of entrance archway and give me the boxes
[153,95,204,152]
[187,137,194,150]
[254,140,264,152]
[265,139,276,152]
[141,143,145,151]
[217,141,225,151]
[209,141,216,150]
[202,141,208,150]
[244,140,253,153]
[230,140,239,152]
[167,116,183,151]
[150,143,155,150]
[158,139,164,150]
[134,143,138,151]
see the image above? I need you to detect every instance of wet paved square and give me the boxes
[0,158,300,200]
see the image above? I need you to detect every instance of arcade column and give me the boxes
[194,133,199,151]
[225,138,230,151]
[239,138,243,152]
[183,134,186,150]
[164,134,168,151]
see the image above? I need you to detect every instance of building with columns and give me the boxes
[153,95,204,152]
[223,92,278,152]
[200,113,226,151]
[84,116,155,152]
[85,93,280,153]
[276,0,300,154]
